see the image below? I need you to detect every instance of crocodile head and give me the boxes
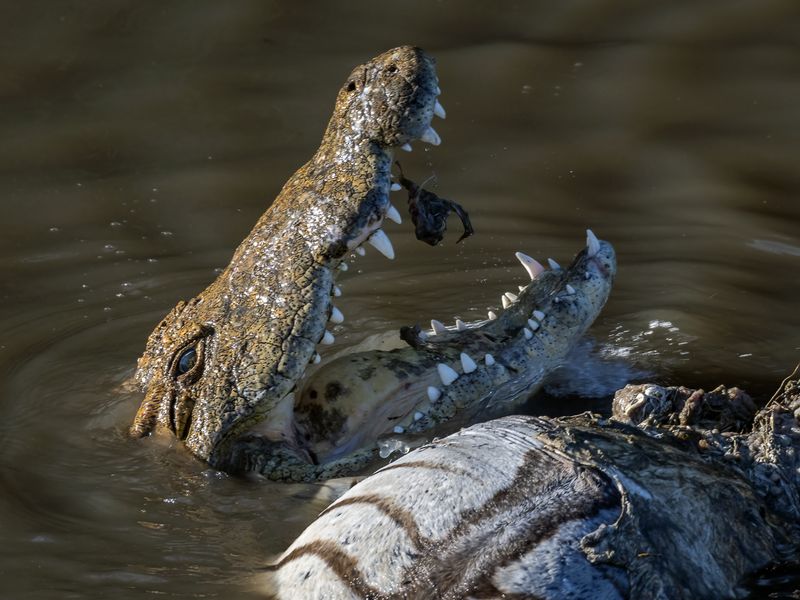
[129,47,617,480]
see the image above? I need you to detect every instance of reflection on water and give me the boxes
[1,1,799,597]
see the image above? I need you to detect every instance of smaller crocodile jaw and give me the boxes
[251,234,616,470]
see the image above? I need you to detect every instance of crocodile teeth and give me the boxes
[333,286,342,297]
[427,386,441,401]
[313,353,321,364]
[414,411,424,421]
[390,182,402,192]
[455,319,468,331]
[401,143,413,152]
[437,363,459,386]
[504,292,518,303]
[420,126,441,146]
[488,311,498,320]
[501,295,511,309]
[586,229,601,257]
[385,204,402,224]
[548,258,561,270]
[527,319,540,331]
[393,425,405,434]
[523,328,533,340]
[330,306,344,324]
[515,252,545,281]
[434,85,441,95]
[484,353,495,366]
[460,352,477,373]
[321,331,335,345]
[518,285,526,292]
[434,100,446,119]
[566,284,576,295]
[533,310,545,321]
[355,247,366,256]
[368,229,395,259]
[431,319,448,335]
[338,262,348,271]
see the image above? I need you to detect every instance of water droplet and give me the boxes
[160,231,173,237]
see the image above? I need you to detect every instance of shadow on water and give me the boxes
[1,1,798,597]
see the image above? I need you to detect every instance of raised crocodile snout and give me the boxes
[129,48,616,481]
[130,47,446,465]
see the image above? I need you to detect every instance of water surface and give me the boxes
[1,2,799,597]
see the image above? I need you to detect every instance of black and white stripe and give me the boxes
[264,416,623,599]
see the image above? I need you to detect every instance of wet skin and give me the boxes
[130,46,615,481]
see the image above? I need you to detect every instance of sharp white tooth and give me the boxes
[502,295,511,309]
[420,126,441,146]
[566,284,576,294]
[338,262,348,271]
[437,363,459,386]
[330,306,344,324]
[368,229,395,259]
[527,319,540,331]
[533,310,545,321]
[333,286,342,297]
[504,292,518,303]
[355,246,366,256]
[393,425,405,434]
[414,411,424,421]
[518,285,526,292]
[434,100,446,119]
[523,327,533,340]
[515,252,545,281]
[548,258,562,270]
[488,311,498,320]
[385,204,402,224]
[484,353,495,366]
[313,353,321,364]
[322,331,335,345]
[401,143,413,152]
[390,182,402,192]
[460,352,477,373]
[585,271,591,280]
[431,319,448,335]
[586,229,601,257]
[455,319,468,331]
[427,386,441,401]
[434,85,441,95]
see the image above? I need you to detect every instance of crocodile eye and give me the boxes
[346,81,356,92]
[176,347,197,375]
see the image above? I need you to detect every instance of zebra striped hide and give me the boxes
[264,409,792,599]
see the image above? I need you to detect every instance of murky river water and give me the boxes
[1,2,799,597]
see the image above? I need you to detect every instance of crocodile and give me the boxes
[265,375,800,599]
[129,46,616,481]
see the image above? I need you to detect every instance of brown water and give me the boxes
[2,2,799,597]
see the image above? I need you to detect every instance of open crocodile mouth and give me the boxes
[224,229,616,479]
[129,46,616,481]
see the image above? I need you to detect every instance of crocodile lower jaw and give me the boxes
[240,230,616,472]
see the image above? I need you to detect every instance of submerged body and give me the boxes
[266,379,800,599]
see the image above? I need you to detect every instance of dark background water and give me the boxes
[1,1,798,597]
